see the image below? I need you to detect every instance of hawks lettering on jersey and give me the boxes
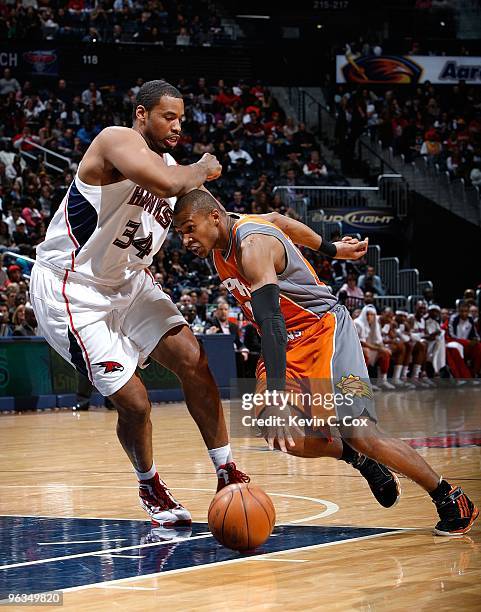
[36,152,178,286]
[127,186,174,229]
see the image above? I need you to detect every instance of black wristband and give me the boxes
[318,239,337,258]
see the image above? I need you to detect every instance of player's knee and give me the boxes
[116,399,151,424]
[111,389,151,423]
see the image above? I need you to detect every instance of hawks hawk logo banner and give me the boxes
[336,54,481,84]
[94,361,125,374]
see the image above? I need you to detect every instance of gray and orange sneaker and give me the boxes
[433,483,479,536]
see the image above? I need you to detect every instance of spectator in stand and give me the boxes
[420,129,442,162]
[196,289,210,323]
[337,273,364,310]
[394,310,415,381]
[178,303,204,335]
[358,265,384,296]
[463,288,476,305]
[77,121,98,147]
[205,298,248,372]
[379,308,412,387]
[227,141,253,168]
[13,304,37,336]
[424,304,447,378]
[5,264,23,288]
[12,127,40,153]
[5,286,19,316]
[441,307,450,325]
[278,168,298,188]
[0,302,13,336]
[407,300,431,384]
[12,219,34,250]
[0,69,21,96]
[316,259,335,286]
[227,190,248,213]
[81,82,103,108]
[293,122,316,152]
[11,303,25,330]
[447,301,481,377]
[0,221,11,250]
[354,305,394,390]
[21,197,43,229]
[422,286,435,305]
[303,150,328,181]
[363,291,376,309]
[280,148,303,178]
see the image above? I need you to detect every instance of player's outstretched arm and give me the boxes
[97,127,221,198]
[262,211,369,260]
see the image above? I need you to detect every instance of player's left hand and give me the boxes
[334,237,369,260]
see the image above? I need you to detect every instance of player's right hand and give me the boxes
[334,237,369,260]
[260,402,303,453]
[199,153,222,181]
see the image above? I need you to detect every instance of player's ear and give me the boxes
[211,209,220,225]
[135,105,147,124]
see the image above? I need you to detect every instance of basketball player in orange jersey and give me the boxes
[173,190,479,536]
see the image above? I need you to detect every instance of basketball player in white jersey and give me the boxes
[30,81,252,528]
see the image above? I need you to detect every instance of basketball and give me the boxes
[208,483,276,551]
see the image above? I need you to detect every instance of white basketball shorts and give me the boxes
[30,263,186,396]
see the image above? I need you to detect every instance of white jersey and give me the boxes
[36,153,177,287]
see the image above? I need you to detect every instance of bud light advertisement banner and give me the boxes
[313,208,396,234]
[336,55,481,84]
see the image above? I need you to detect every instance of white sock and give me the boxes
[402,365,409,378]
[413,364,422,379]
[135,462,157,481]
[208,444,233,474]
[393,365,402,381]
[380,372,387,382]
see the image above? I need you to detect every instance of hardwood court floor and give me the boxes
[0,388,480,611]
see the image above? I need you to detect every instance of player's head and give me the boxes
[133,80,183,155]
[174,189,227,258]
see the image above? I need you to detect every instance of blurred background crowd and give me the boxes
[1,68,480,384]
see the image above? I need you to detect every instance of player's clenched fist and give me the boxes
[199,153,222,181]
[334,236,369,260]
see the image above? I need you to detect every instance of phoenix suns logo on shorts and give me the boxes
[336,374,372,399]
[94,361,125,374]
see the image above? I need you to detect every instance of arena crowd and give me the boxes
[0,69,479,383]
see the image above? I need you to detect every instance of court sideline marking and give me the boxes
[0,533,212,571]
[0,484,340,524]
[62,529,409,594]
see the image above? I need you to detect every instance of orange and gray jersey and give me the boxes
[212,215,338,333]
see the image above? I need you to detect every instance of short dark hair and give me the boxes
[175,189,223,218]
[132,80,182,121]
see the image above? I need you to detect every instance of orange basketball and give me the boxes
[208,483,276,551]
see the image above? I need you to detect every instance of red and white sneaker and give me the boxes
[216,462,250,493]
[138,473,192,527]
